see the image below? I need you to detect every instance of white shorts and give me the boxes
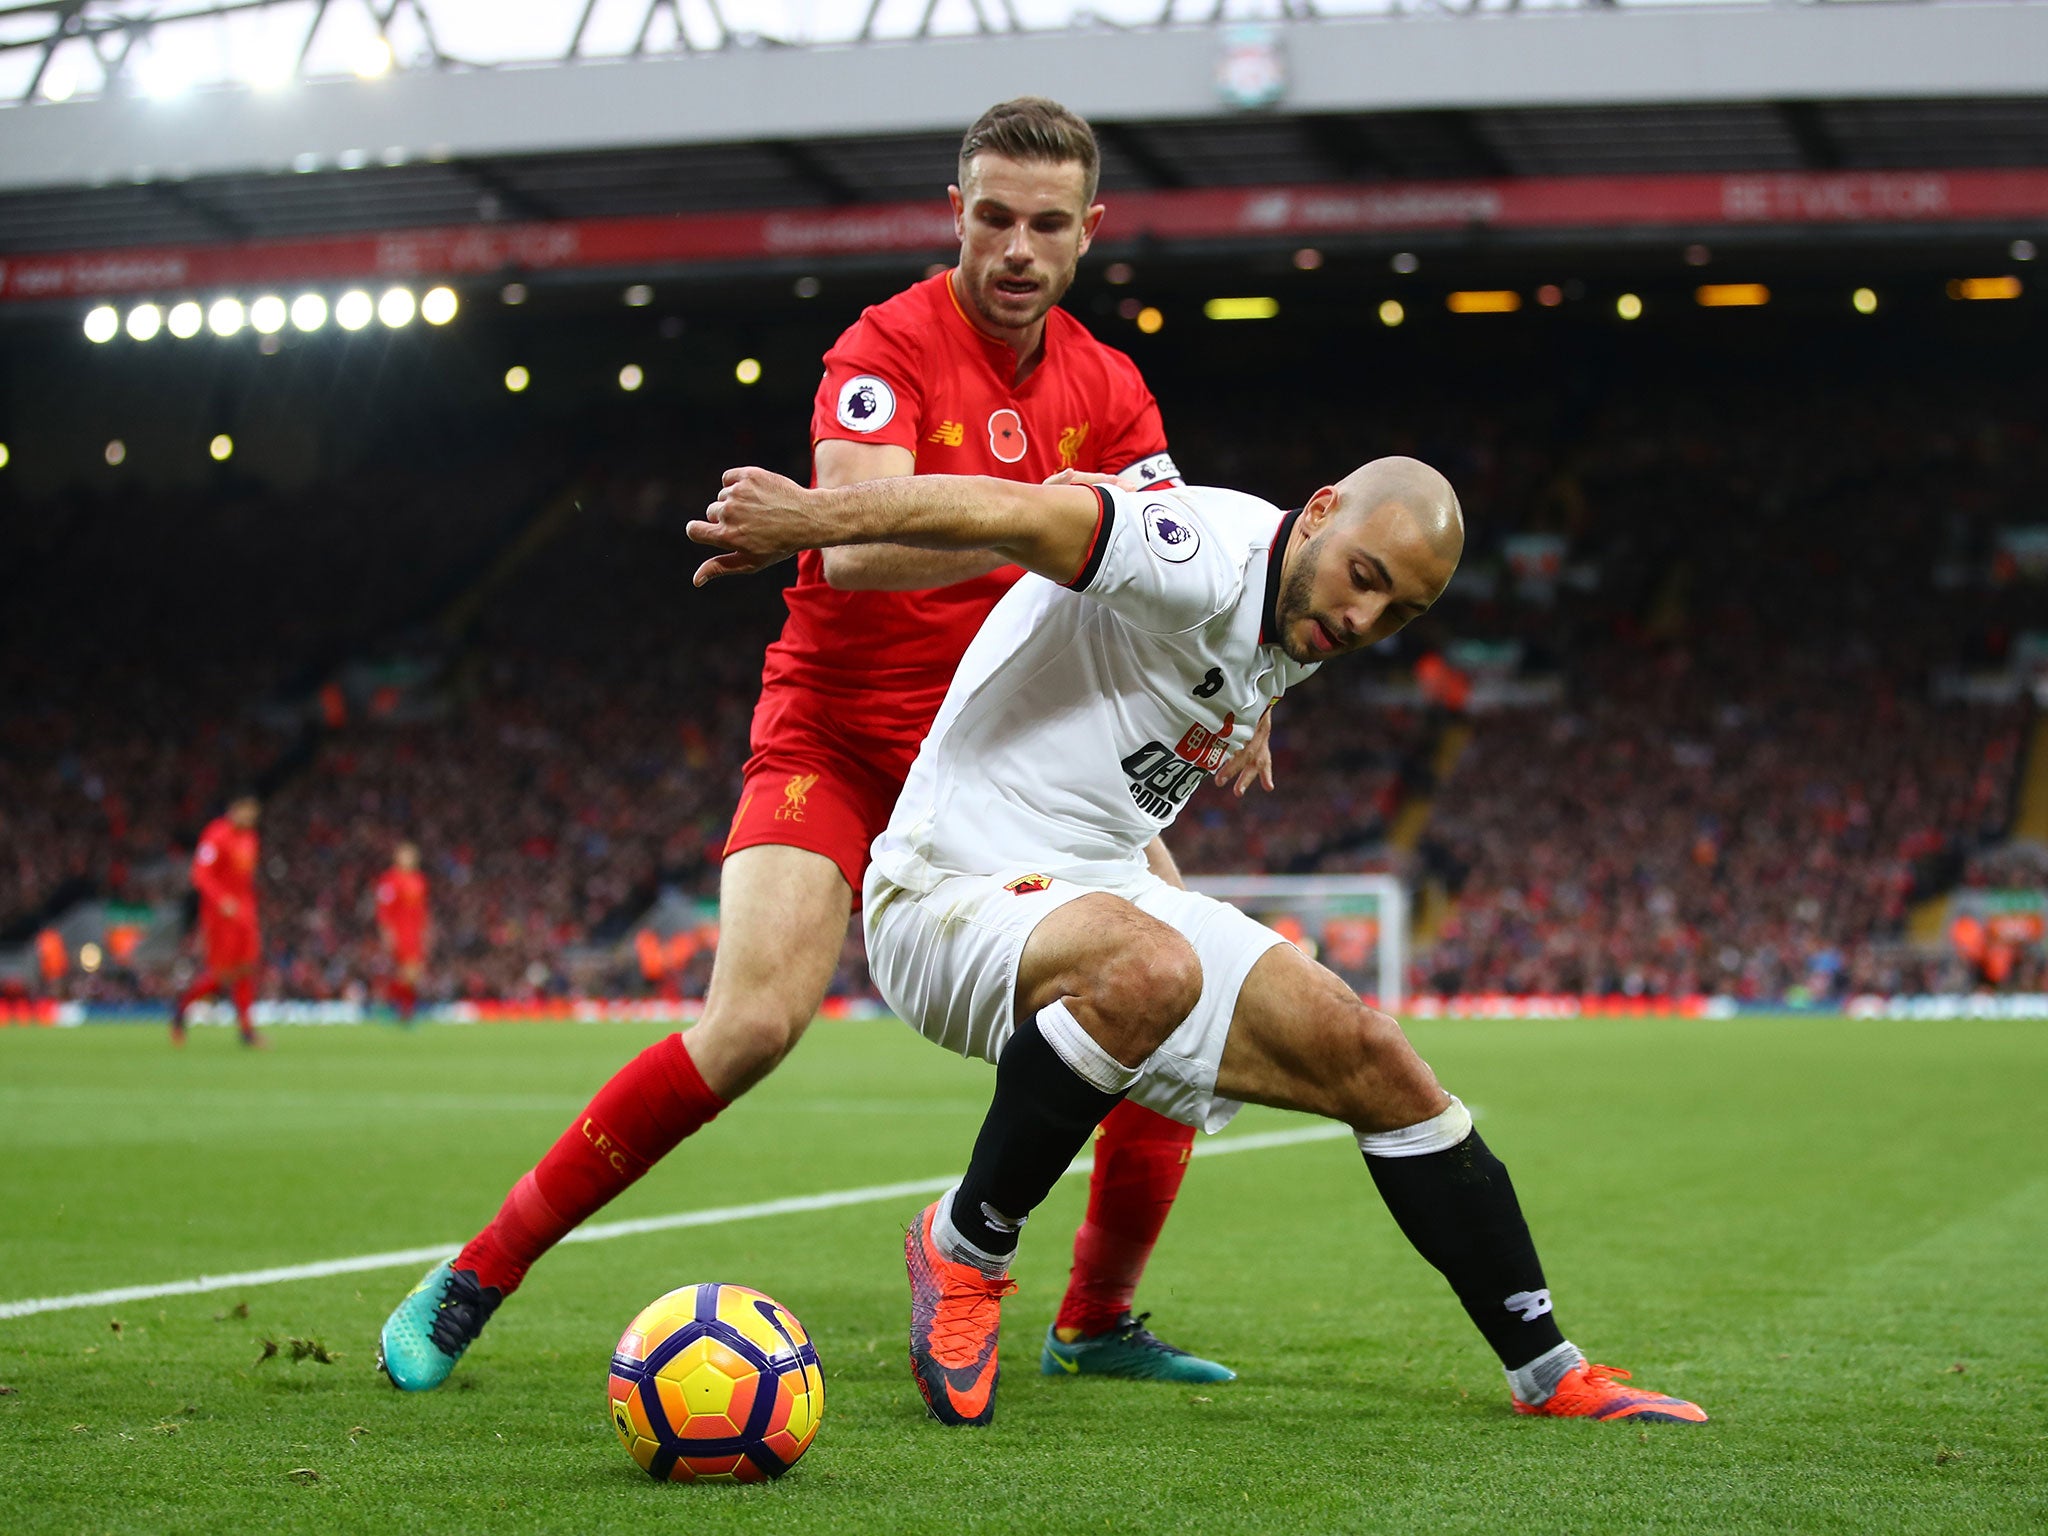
[862,865,1291,1134]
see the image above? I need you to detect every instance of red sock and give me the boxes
[393,979,416,1021]
[457,1033,725,1295]
[231,975,256,1038]
[175,969,220,1017]
[1055,1099,1196,1337]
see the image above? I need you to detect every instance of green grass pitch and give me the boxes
[3,1014,2043,1534]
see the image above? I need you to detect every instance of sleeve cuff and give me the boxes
[1065,485,1117,591]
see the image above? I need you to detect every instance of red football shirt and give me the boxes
[192,817,259,928]
[375,868,429,943]
[750,270,1177,781]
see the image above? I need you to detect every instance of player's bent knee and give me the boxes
[1093,932,1202,1059]
[1324,1001,1449,1133]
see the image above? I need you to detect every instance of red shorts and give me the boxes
[387,932,425,966]
[202,915,260,971]
[722,750,906,903]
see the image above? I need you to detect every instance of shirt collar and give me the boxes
[1259,508,1303,647]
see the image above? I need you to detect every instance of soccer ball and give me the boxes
[607,1282,824,1483]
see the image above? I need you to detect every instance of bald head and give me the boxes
[1273,455,1463,665]
[1333,455,1465,565]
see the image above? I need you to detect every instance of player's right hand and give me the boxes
[688,467,814,586]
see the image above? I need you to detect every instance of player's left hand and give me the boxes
[1213,705,1276,797]
[689,467,815,585]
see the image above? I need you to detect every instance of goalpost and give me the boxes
[1185,874,1409,1014]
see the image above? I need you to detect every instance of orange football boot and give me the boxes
[1514,1362,1708,1424]
[905,1200,1017,1427]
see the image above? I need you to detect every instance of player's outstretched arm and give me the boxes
[690,466,1103,588]
[814,441,1008,592]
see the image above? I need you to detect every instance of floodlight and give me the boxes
[84,306,119,343]
[1378,299,1404,327]
[1695,284,1769,308]
[1203,297,1280,321]
[291,293,328,331]
[126,304,162,341]
[1949,277,2022,301]
[168,301,203,338]
[210,434,234,462]
[504,366,531,393]
[250,295,287,334]
[208,297,245,336]
[619,364,645,391]
[1446,291,1521,314]
[335,290,373,331]
[735,358,762,385]
[378,288,417,327]
[421,287,458,325]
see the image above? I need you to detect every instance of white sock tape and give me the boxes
[1356,1095,1473,1159]
[1032,999,1142,1095]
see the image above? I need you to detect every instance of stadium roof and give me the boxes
[1,3,2044,274]
[7,96,2048,257]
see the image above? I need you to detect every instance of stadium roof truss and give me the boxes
[7,0,2048,109]
[11,0,1331,102]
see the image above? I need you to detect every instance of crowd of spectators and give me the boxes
[1406,361,2043,1001]
[4,334,2043,1007]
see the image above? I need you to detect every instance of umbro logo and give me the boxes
[1505,1288,1554,1323]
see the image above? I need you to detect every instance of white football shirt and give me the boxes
[870,483,1320,893]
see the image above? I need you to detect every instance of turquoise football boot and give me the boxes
[377,1259,502,1391]
[1040,1313,1237,1384]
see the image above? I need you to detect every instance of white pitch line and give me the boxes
[0,1123,1349,1321]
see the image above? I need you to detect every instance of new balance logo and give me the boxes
[1505,1288,1554,1323]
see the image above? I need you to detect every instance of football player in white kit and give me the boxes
[689,458,1708,1431]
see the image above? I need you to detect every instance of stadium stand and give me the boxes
[3,318,2040,1008]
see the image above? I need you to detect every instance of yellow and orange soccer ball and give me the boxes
[607,1283,824,1483]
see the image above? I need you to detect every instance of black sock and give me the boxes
[1364,1129,1567,1370]
[948,1014,1131,1264]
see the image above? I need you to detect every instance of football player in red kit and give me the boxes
[375,842,430,1022]
[380,98,1269,1391]
[171,793,264,1048]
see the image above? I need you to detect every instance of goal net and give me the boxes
[1185,874,1408,1013]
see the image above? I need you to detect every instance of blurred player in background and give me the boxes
[375,842,430,1023]
[170,793,264,1048]
[379,96,1267,1391]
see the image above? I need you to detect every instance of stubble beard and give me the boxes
[964,249,1080,336]
[1275,536,1328,665]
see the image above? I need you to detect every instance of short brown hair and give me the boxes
[958,97,1101,203]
